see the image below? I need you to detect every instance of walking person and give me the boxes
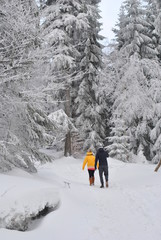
[95,143,109,188]
[82,149,98,186]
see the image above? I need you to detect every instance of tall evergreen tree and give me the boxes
[154,0,161,59]
[108,118,131,161]
[105,0,161,161]
[75,0,104,150]
[144,0,160,59]
[155,0,161,35]
[41,0,88,113]
[148,62,161,163]
[40,0,104,151]
[112,56,155,159]
[119,0,157,59]
[39,0,91,154]
[113,4,127,50]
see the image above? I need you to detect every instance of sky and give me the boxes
[99,0,124,41]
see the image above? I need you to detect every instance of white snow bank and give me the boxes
[0,169,59,231]
[0,155,161,240]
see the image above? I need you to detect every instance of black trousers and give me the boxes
[99,166,108,186]
[88,170,95,178]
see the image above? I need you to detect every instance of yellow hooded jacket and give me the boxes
[82,151,98,170]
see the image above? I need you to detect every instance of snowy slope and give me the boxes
[0,169,59,231]
[0,155,161,240]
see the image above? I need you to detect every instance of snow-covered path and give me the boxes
[0,156,161,240]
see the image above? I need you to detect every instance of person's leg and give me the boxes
[103,166,109,187]
[91,170,95,185]
[88,170,93,185]
[99,166,104,187]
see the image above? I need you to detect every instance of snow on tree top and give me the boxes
[48,109,77,134]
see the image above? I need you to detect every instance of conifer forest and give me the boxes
[0,0,161,172]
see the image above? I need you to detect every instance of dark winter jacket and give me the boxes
[95,148,109,169]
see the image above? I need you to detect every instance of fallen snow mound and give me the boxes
[0,171,59,231]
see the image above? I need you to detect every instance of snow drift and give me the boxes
[0,170,59,231]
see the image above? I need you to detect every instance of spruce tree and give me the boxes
[41,0,88,112]
[153,0,161,59]
[144,0,160,59]
[113,4,127,50]
[155,0,161,35]
[40,0,90,154]
[119,0,157,59]
[146,59,161,163]
[108,118,131,161]
[106,0,161,161]
[75,0,104,150]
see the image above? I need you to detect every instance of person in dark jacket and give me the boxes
[95,143,109,188]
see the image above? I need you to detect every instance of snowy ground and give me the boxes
[0,153,161,240]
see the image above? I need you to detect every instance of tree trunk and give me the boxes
[64,131,72,157]
[64,86,72,157]
[154,159,161,172]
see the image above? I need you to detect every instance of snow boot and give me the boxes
[106,181,109,188]
[92,176,95,185]
[89,178,93,186]
[100,185,104,188]
[90,177,94,185]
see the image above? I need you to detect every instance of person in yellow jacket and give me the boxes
[82,149,98,186]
